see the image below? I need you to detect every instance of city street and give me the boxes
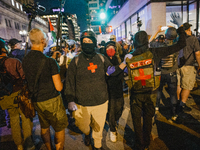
[0,84,200,150]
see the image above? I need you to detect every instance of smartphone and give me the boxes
[161,26,168,31]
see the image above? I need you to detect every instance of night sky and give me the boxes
[35,0,88,31]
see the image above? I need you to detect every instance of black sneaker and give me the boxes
[182,104,192,112]
[84,134,91,146]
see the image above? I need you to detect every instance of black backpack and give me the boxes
[0,57,13,97]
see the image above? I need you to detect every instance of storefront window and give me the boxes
[139,9,145,31]
[131,15,137,35]
[126,19,131,41]
[117,26,121,41]
[121,22,125,39]
[166,4,187,28]
[189,2,197,32]
[199,1,200,34]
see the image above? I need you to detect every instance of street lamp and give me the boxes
[19,30,27,42]
[100,12,106,19]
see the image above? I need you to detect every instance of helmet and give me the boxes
[165,27,177,40]
[80,30,97,46]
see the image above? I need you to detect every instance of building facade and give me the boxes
[0,0,48,42]
[88,0,107,34]
[106,0,200,41]
[42,11,81,40]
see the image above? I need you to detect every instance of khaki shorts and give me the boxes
[176,66,197,90]
[34,95,68,132]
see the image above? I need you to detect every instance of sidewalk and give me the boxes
[0,87,200,150]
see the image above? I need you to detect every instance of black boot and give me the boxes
[182,103,192,112]
[84,134,91,146]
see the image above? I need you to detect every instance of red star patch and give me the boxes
[84,32,88,36]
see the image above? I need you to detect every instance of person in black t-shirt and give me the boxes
[170,13,200,112]
[22,28,68,150]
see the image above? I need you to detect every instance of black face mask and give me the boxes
[82,43,96,54]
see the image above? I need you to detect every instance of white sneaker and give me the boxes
[17,145,23,150]
[155,106,159,111]
[110,131,117,142]
[171,115,178,121]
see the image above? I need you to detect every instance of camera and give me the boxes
[22,2,46,19]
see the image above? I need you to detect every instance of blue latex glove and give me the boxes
[107,66,115,75]
[124,67,128,74]
[68,102,78,111]
[170,12,183,27]
[123,54,133,64]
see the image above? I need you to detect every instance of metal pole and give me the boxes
[187,0,189,22]
[196,0,199,36]
[125,21,127,39]
[56,0,65,62]
[181,0,183,22]
[25,16,33,56]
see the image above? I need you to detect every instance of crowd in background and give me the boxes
[0,12,200,150]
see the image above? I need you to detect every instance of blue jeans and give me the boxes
[156,72,177,115]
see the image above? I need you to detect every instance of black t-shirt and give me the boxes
[22,50,60,102]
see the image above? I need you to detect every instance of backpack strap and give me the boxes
[74,55,79,66]
[75,53,105,66]
[97,53,104,63]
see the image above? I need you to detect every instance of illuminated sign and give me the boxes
[52,8,64,12]
[109,5,121,9]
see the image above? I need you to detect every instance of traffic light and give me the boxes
[99,26,102,34]
[106,26,112,33]
[99,26,112,34]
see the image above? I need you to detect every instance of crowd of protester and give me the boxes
[0,12,200,150]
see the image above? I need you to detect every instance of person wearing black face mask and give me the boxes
[81,34,97,59]
[65,30,124,150]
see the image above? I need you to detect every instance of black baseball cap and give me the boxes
[183,22,192,30]
[8,38,22,47]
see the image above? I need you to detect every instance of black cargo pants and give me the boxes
[130,92,155,150]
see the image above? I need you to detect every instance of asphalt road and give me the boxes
[0,86,200,150]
